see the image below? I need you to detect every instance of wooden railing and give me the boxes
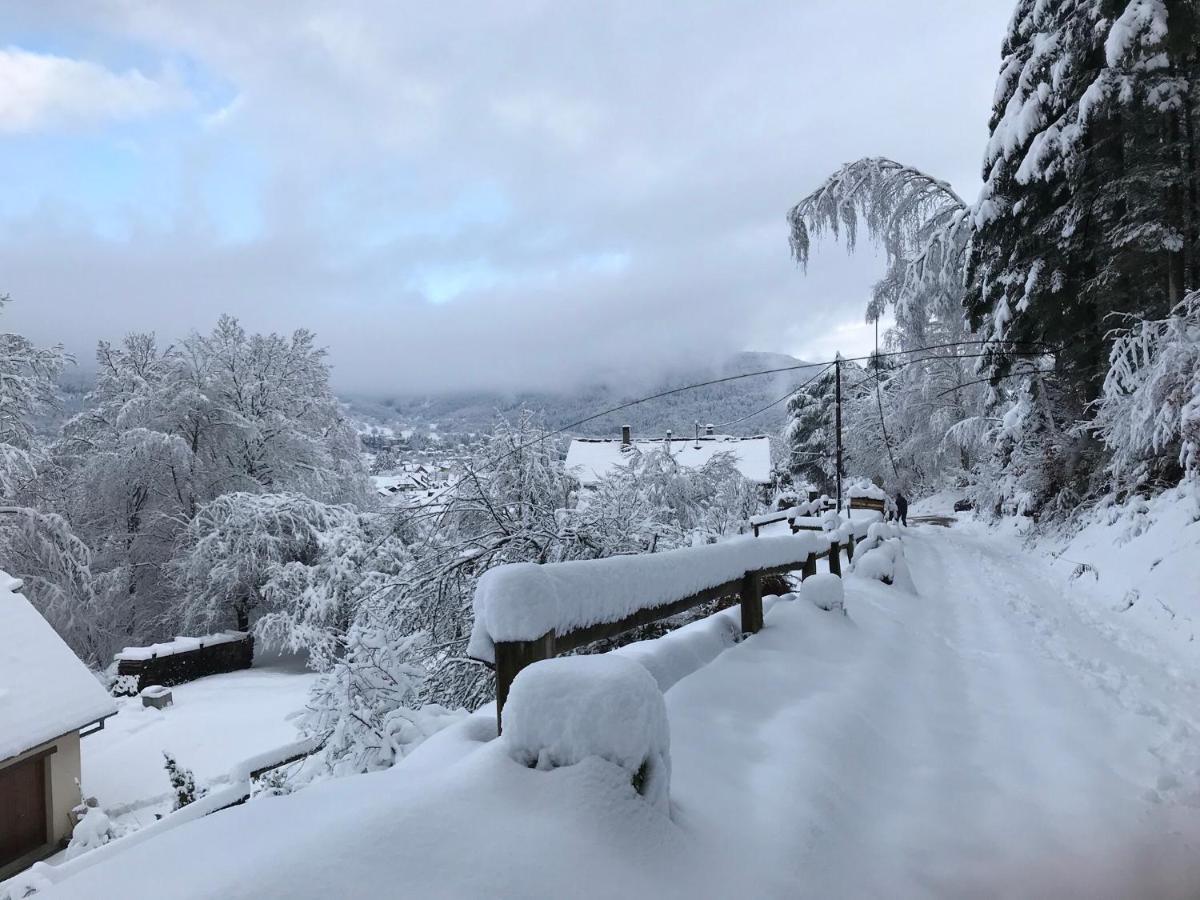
[488,534,861,730]
[751,496,887,537]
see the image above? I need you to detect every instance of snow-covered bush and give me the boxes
[800,573,844,613]
[1096,292,1200,494]
[65,798,125,860]
[502,655,671,812]
[297,626,464,777]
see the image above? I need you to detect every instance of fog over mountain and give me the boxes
[344,351,817,438]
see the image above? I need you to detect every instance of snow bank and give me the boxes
[502,656,670,811]
[115,631,247,661]
[615,593,789,693]
[851,535,914,591]
[800,573,844,613]
[468,533,827,662]
[1049,485,1200,659]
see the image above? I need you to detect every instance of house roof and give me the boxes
[565,435,773,486]
[0,572,118,761]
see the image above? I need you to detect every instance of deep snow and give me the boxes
[29,521,1200,899]
[80,664,317,826]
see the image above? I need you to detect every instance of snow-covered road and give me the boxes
[33,523,1200,899]
[671,524,1200,897]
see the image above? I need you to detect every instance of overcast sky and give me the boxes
[0,1,1013,394]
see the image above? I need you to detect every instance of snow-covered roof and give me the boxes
[0,572,117,760]
[565,435,772,486]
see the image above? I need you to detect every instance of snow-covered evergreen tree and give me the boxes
[162,752,205,811]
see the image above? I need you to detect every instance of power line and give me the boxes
[400,338,1059,506]
[708,362,835,430]
[931,368,1052,400]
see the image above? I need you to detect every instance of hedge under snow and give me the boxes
[468,532,829,662]
[501,655,671,811]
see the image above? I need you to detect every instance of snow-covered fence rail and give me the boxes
[468,531,862,730]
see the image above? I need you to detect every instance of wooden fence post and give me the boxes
[846,532,855,562]
[494,631,555,733]
[828,540,842,576]
[802,553,817,580]
[739,571,763,634]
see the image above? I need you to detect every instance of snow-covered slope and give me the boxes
[28,524,1200,899]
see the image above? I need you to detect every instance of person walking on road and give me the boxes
[895,492,909,527]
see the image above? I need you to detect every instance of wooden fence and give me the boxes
[751,496,887,537]
[489,535,861,730]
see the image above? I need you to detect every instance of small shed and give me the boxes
[0,573,116,878]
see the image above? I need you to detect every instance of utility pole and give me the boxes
[834,352,843,512]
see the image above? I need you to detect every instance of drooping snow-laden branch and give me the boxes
[787,157,973,327]
[1096,291,1200,488]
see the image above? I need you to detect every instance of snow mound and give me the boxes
[852,536,913,591]
[502,655,671,811]
[801,573,844,612]
[847,479,887,501]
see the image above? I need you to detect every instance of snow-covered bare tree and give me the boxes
[0,297,101,657]
[297,411,765,779]
[48,317,370,657]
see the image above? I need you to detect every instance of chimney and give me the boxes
[621,425,631,447]
[705,423,714,436]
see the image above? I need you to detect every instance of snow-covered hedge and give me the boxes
[468,533,829,663]
[502,655,671,811]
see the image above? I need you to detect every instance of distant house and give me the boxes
[0,574,116,878]
[565,427,773,494]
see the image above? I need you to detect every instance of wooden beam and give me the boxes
[739,571,763,634]
[494,631,555,732]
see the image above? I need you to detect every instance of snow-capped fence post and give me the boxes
[739,571,763,634]
[846,533,855,562]
[828,540,842,576]
[802,553,817,579]
[494,631,556,732]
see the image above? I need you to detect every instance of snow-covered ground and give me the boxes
[79,663,316,828]
[33,518,1200,898]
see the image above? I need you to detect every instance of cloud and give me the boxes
[0,2,1014,394]
[0,46,188,133]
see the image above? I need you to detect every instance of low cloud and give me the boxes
[0,46,188,133]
